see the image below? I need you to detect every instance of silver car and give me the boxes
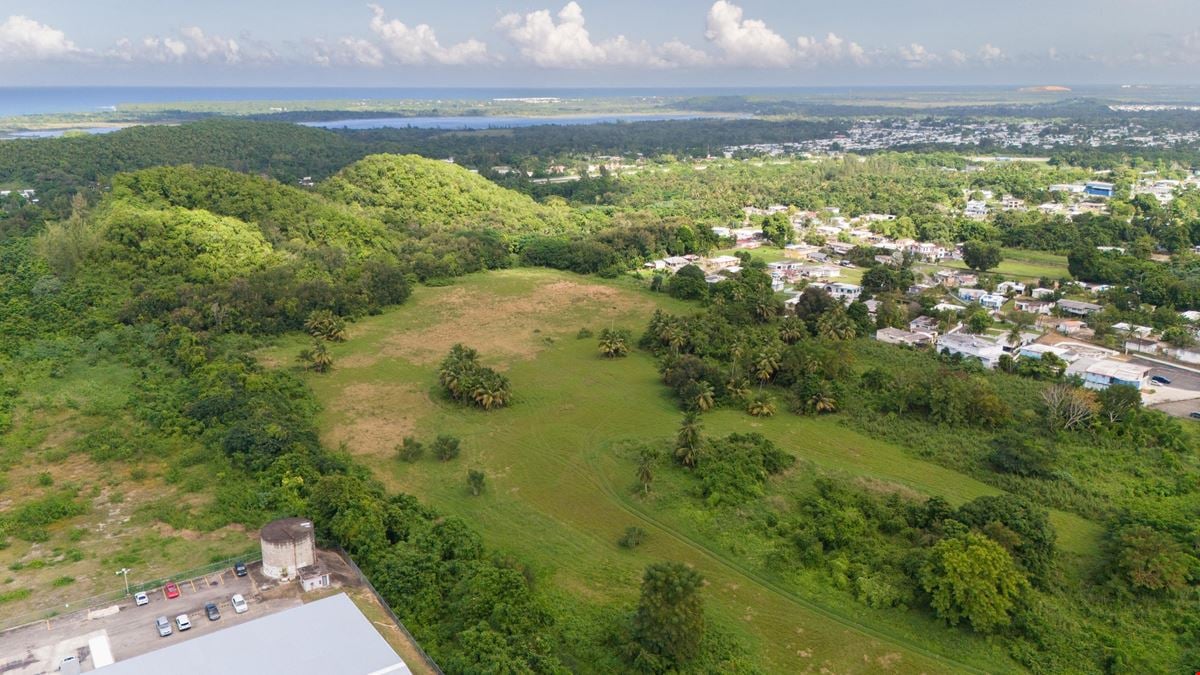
[155,616,172,637]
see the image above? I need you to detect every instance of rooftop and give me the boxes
[260,517,315,545]
[101,593,409,675]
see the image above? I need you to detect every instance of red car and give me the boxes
[164,582,180,599]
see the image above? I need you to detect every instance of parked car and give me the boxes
[1190,411,1200,420]
[134,591,149,606]
[1150,375,1171,386]
[155,616,172,637]
[233,561,248,577]
[205,602,221,621]
[175,614,192,631]
[163,582,180,599]
[231,594,248,614]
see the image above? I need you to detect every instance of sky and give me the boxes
[2,1,1200,87]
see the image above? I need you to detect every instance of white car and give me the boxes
[175,614,192,631]
[231,594,248,614]
[134,591,149,606]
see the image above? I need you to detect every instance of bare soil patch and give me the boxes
[322,382,430,457]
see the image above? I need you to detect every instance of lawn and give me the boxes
[939,248,1070,282]
[259,268,1102,673]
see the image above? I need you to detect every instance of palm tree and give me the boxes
[674,412,702,468]
[808,385,839,414]
[754,349,779,387]
[816,306,857,341]
[598,328,630,358]
[298,341,333,373]
[724,376,751,402]
[746,393,777,417]
[636,449,656,496]
[779,317,806,344]
[691,381,715,412]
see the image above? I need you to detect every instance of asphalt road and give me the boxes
[0,562,302,674]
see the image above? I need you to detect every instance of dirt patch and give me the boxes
[323,383,429,457]
[851,476,925,502]
[366,280,651,367]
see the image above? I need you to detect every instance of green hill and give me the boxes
[320,153,578,234]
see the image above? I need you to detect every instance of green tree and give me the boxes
[467,469,486,496]
[396,436,424,462]
[1111,525,1196,593]
[745,392,777,417]
[675,412,702,468]
[962,240,1003,272]
[920,531,1030,632]
[433,435,462,462]
[628,562,706,672]
[636,448,656,496]
[599,327,632,358]
[667,264,708,300]
[298,341,333,373]
[761,212,794,247]
[304,309,347,342]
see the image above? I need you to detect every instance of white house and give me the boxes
[1057,299,1103,316]
[706,255,741,271]
[958,288,989,303]
[980,293,1007,310]
[1014,297,1054,315]
[822,282,862,303]
[875,327,933,347]
[996,281,1026,296]
[936,334,1006,369]
[1076,359,1151,391]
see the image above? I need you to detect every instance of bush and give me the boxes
[467,469,486,496]
[618,526,647,549]
[433,435,462,462]
[396,437,424,462]
[51,576,75,587]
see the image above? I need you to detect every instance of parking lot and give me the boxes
[0,561,303,674]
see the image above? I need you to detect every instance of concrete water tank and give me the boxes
[260,517,316,581]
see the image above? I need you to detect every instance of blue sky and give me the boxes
[2,1,1200,86]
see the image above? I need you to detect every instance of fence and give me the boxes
[0,550,259,633]
[336,546,444,675]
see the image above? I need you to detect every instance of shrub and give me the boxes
[396,437,424,462]
[618,526,647,549]
[438,344,512,410]
[433,435,462,462]
[467,469,486,496]
[51,576,75,588]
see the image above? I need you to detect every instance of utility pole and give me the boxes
[116,568,131,596]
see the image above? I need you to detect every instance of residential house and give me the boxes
[827,241,856,256]
[1031,287,1056,299]
[936,334,1006,369]
[875,327,933,347]
[1001,195,1026,210]
[964,201,990,220]
[706,255,741,271]
[932,302,967,313]
[958,288,989,303]
[996,281,1026,296]
[1057,299,1103,317]
[1019,343,1078,363]
[822,282,862,303]
[980,293,1007,310]
[1075,359,1151,391]
[801,264,842,279]
[1014,297,1054,315]
[909,315,942,337]
[1112,322,1154,339]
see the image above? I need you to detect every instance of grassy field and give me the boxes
[939,248,1070,282]
[0,361,257,625]
[259,268,1101,673]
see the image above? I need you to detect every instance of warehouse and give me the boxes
[99,593,410,675]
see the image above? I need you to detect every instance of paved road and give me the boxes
[0,563,301,674]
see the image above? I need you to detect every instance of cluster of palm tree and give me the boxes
[297,341,333,373]
[438,344,512,411]
[598,327,632,358]
[304,309,347,342]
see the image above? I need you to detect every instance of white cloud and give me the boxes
[108,27,270,65]
[0,15,81,62]
[899,43,940,68]
[947,49,968,65]
[704,0,793,67]
[311,37,384,67]
[498,2,700,69]
[369,4,488,65]
[795,32,867,67]
[978,43,1004,63]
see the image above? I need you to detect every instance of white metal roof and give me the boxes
[100,593,409,675]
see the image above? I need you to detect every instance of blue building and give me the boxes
[1085,181,1115,198]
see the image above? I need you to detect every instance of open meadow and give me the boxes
[260,268,1107,673]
